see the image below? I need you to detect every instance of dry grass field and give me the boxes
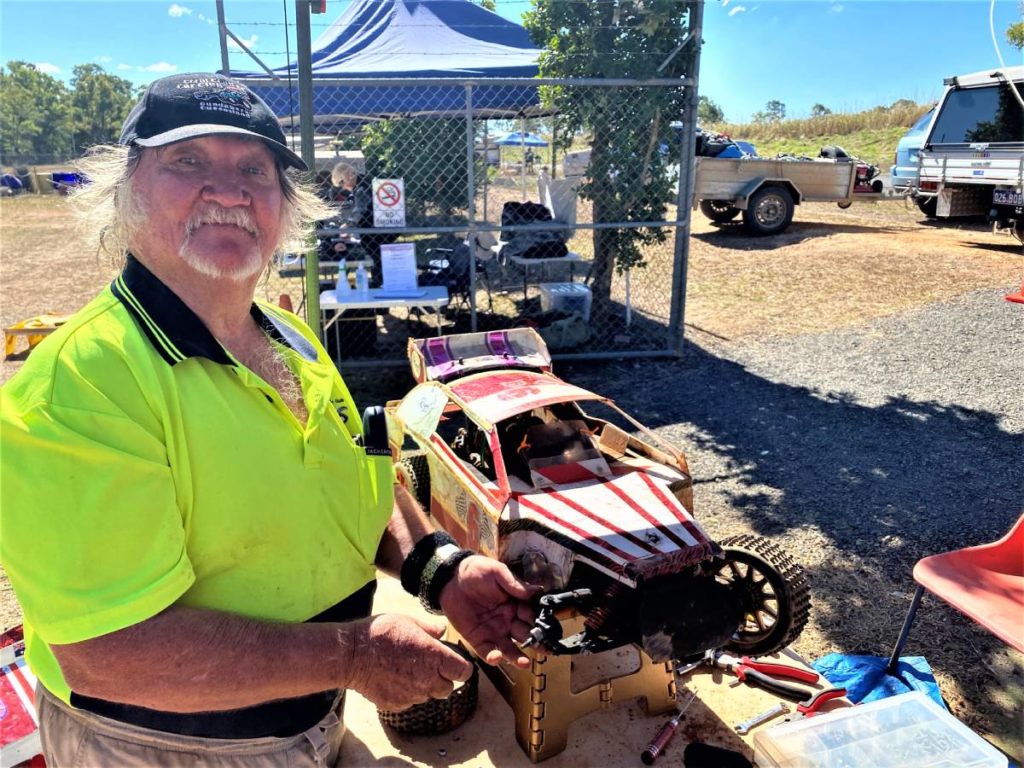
[1,188,1022,758]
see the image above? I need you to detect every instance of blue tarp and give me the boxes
[232,0,542,128]
[812,654,946,709]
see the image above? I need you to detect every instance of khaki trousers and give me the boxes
[37,684,346,768]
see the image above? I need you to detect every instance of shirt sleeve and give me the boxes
[1,370,195,646]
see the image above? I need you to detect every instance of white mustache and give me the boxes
[185,206,259,239]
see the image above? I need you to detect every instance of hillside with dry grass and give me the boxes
[706,101,933,169]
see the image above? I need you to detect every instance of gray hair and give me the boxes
[72,144,334,264]
[330,162,358,188]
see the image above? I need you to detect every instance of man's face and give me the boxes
[128,135,284,282]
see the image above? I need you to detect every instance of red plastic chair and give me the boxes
[888,513,1024,672]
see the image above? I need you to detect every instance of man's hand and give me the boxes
[439,555,540,668]
[347,613,473,712]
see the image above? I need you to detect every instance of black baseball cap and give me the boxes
[119,73,306,171]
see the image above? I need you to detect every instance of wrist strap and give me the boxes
[400,531,457,597]
[422,548,475,614]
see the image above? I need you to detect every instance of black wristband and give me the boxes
[400,531,457,597]
[422,548,475,614]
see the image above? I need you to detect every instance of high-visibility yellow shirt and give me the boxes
[0,256,394,704]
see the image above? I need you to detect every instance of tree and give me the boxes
[477,0,497,10]
[523,0,692,311]
[698,95,725,124]
[810,103,831,118]
[69,64,136,151]
[764,100,786,122]
[0,61,73,163]
[1008,6,1024,49]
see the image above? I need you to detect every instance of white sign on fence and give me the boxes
[372,178,406,227]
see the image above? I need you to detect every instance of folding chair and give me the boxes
[887,513,1024,673]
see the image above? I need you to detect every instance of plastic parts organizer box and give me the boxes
[539,282,592,322]
[753,691,1006,768]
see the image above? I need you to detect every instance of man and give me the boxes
[327,161,394,287]
[0,73,536,767]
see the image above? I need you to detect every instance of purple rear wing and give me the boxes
[408,329,552,384]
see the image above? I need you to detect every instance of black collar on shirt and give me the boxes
[111,255,316,366]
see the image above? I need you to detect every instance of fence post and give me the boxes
[294,0,322,342]
[668,0,703,357]
[465,83,478,332]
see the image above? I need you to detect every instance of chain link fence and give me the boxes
[248,77,698,365]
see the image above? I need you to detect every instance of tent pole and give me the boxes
[465,84,478,333]
[215,0,230,74]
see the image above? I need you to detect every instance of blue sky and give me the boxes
[1,0,1021,123]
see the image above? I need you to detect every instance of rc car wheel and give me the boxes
[395,453,430,508]
[699,199,741,223]
[711,534,810,657]
[742,186,795,236]
[377,642,479,735]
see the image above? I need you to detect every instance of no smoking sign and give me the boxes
[372,178,406,227]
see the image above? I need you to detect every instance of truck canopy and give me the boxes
[927,66,1023,148]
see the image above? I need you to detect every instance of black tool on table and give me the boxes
[683,742,753,768]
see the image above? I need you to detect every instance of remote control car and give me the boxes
[385,329,809,663]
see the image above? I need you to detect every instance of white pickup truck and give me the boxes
[914,66,1023,240]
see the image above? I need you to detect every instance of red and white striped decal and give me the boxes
[509,471,712,570]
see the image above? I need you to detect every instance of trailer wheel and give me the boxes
[916,197,938,219]
[742,186,795,236]
[836,201,853,210]
[699,199,741,223]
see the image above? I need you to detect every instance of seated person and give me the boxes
[329,163,396,287]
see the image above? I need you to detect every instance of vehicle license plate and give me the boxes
[992,189,1024,206]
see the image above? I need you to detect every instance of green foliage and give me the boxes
[810,103,832,118]
[764,100,787,122]
[0,61,73,162]
[1007,8,1024,49]
[523,0,692,302]
[68,64,136,151]
[477,0,497,10]
[698,95,725,124]
[360,118,468,217]
[1,61,138,164]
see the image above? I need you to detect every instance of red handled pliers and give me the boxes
[705,650,822,701]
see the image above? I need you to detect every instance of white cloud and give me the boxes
[34,62,61,74]
[168,4,192,18]
[142,62,178,73]
[197,12,213,24]
[117,63,133,70]
[728,5,746,16]
[828,3,844,12]
[95,55,112,64]
[228,34,258,51]
[721,0,730,6]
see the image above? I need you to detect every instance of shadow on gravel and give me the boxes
[693,220,907,249]
[565,339,1021,561]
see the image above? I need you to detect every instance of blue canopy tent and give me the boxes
[231,0,544,130]
[493,131,548,147]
